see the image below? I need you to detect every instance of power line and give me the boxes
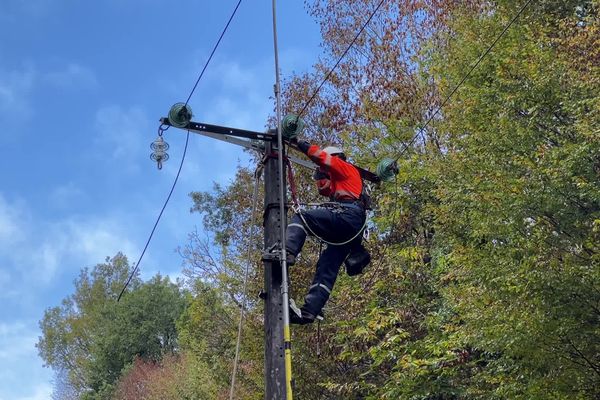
[185,0,244,106]
[297,0,387,119]
[396,0,534,158]
[117,1,244,301]
[118,130,190,302]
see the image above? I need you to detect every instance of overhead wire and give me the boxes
[361,0,536,301]
[296,0,387,119]
[393,0,534,160]
[117,1,244,301]
[117,130,189,302]
[185,0,244,107]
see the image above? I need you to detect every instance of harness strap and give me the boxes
[288,223,307,236]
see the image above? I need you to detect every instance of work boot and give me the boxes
[290,308,317,325]
[289,300,316,325]
[289,300,323,325]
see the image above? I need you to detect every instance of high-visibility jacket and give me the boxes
[306,144,362,201]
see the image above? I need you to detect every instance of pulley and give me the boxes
[376,158,399,182]
[168,103,193,128]
[150,135,170,169]
[281,114,304,140]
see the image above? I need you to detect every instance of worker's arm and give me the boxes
[313,168,333,197]
[297,141,354,179]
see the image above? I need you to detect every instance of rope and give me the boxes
[229,165,262,400]
[297,207,368,246]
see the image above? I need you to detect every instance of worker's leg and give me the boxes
[302,205,366,316]
[285,208,336,259]
[289,204,366,323]
[302,242,352,317]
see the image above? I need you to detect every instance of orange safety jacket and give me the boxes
[307,144,362,201]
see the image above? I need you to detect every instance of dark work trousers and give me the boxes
[285,202,365,316]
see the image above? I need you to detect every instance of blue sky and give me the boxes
[0,1,320,398]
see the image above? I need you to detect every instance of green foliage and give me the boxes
[37,253,188,399]
[42,1,598,399]
[426,1,599,397]
[279,0,599,399]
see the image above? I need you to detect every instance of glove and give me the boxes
[296,140,310,154]
[313,169,330,180]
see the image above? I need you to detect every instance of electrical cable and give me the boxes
[117,131,190,302]
[356,0,535,306]
[229,165,262,400]
[185,0,244,106]
[393,0,533,160]
[296,0,387,119]
[117,1,243,300]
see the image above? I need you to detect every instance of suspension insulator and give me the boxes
[168,103,193,128]
[150,136,170,169]
[376,158,399,182]
[281,114,304,140]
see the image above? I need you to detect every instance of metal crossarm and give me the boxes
[160,117,317,170]
[160,117,275,141]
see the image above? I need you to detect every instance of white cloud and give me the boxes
[0,195,26,245]
[0,321,36,361]
[26,217,139,285]
[203,60,272,130]
[0,62,95,134]
[0,66,35,118]
[49,182,85,209]
[15,384,53,400]
[0,193,139,286]
[0,320,53,400]
[94,105,149,166]
[44,63,98,89]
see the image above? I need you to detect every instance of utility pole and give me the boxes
[159,118,309,399]
[262,138,288,399]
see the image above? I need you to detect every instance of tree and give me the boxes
[427,1,600,397]
[37,253,188,399]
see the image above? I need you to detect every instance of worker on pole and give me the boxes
[286,139,371,325]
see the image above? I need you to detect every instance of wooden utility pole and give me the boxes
[159,118,310,399]
[262,139,288,399]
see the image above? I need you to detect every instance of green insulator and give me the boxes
[168,103,193,128]
[376,158,399,182]
[281,114,304,140]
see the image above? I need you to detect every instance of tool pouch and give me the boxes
[344,244,371,276]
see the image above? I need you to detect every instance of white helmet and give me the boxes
[323,146,344,156]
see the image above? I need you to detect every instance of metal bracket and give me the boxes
[262,243,281,262]
[160,117,317,171]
